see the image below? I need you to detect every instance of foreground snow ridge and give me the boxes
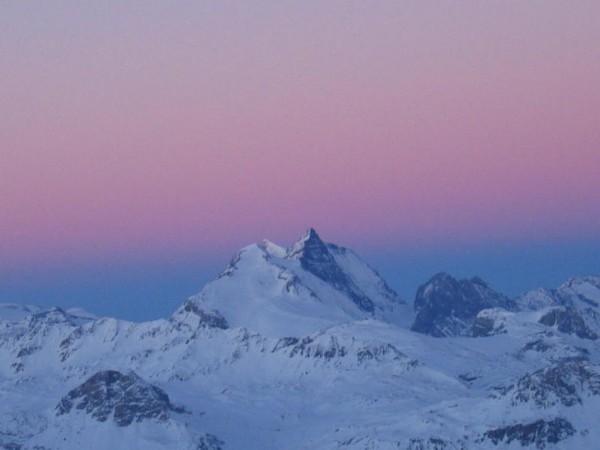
[1,229,600,449]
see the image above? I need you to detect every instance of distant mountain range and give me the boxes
[1,229,599,449]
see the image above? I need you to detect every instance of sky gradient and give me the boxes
[2,2,600,320]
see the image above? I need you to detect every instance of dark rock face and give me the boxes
[196,434,225,450]
[170,301,229,332]
[56,370,182,426]
[539,307,598,340]
[274,335,348,360]
[406,437,465,449]
[0,443,25,450]
[519,339,552,354]
[515,338,590,362]
[355,343,405,363]
[502,360,600,408]
[481,418,575,448]
[272,334,405,364]
[216,252,243,279]
[412,273,515,337]
[179,301,229,330]
[271,337,300,352]
[287,229,376,312]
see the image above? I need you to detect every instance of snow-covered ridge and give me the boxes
[179,229,411,337]
[0,303,41,322]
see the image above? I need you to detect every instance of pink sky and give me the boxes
[2,1,600,269]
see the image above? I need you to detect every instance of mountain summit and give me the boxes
[287,228,380,312]
[286,228,326,260]
[411,273,516,337]
[172,229,409,337]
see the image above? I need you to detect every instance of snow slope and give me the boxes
[1,231,599,449]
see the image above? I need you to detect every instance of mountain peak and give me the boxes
[285,229,378,313]
[180,228,408,336]
[56,370,183,427]
[430,272,453,284]
[412,273,515,337]
[304,227,321,240]
[286,228,326,260]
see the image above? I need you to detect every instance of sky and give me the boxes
[2,2,599,321]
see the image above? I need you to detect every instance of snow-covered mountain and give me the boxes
[175,228,411,337]
[1,230,600,449]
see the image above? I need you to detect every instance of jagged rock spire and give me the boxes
[286,228,327,260]
[287,228,376,313]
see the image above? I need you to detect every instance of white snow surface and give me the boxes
[1,233,600,449]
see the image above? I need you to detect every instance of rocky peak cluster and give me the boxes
[56,370,184,427]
